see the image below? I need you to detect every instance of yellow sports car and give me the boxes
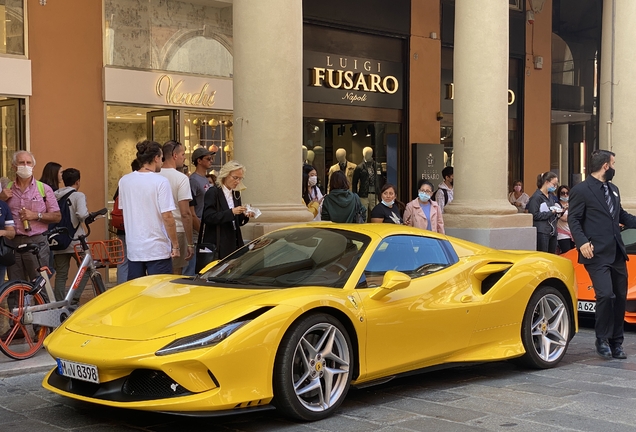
[42,224,577,421]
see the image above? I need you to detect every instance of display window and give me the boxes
[0,97,25,178]
[303,117,400,210]
[0,0,24,56]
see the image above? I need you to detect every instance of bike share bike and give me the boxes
[0,208,109,360]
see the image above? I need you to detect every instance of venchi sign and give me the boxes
[304,51,403,109]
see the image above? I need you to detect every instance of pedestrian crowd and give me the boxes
[0,145,631,362]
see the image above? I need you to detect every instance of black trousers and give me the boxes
[584,251,628,345]
[537,232,557,254]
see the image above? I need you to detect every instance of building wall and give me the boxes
[27,0,105,235]
[523,0,552,190]
[410,0,442,186]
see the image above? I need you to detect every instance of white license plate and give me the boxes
[578,300,596,313]
[56,358,100,384]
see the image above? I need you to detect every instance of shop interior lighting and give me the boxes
[337,125,345,136]
[350,125,358,136]
[365,126,372,137]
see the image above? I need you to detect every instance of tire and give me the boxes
[0,282,49,360]
[519,286,571,369]
[273,313,353,421]
[90,271,107,296]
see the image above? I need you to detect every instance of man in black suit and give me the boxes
[569,150,636,359]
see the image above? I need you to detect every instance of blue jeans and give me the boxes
[127,258,173,281]
[182,250,196,276]
[116,234,128,285]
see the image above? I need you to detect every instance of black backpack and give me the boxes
[48,190,79,251]
[431,188,449,206]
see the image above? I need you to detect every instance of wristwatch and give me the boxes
[37,212,42,221]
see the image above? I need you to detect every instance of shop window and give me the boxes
[104,0,233,77]
[0,97,25,178]
[183,112,233,175]
[0,0,24,55]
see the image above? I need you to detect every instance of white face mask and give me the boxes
[308,176,317,186]
[16,165,33,179]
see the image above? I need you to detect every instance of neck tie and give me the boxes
[603,183,615,216]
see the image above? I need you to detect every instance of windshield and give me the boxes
[199,227,371,288]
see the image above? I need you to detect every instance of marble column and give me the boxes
[444,0,534,249]
[233,0,313,239]
[599,0,636,213]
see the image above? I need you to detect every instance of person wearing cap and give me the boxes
[183,147,214,275]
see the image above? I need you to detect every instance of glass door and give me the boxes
[0,98,24,177]
[146,109,178,144]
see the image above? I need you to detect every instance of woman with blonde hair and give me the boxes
[199,161,254,266]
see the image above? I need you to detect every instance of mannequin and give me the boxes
[328,148,356,191]
[306,149,315,164]
[302,145,308,164]
[352,146,378,216]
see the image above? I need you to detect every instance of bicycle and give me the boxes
[0,208,110,360]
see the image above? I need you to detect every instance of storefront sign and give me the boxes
[304,51,403,109]
[104,67,233,110]
[155,75,216,107]
[445,83,516,106]
[411,143,446,196]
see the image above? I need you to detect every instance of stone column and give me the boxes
[444,0,534,249]
[599,0,636,213]
[233,0,313,239]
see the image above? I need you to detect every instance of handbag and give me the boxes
[353,195,367,224]
[0,237,15,267]
[195,188,222,274]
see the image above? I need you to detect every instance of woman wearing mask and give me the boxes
[370,183,404,224]
[556,185,574,253]
[321,171,363,223]
[527,172,561,253]
[403,179,444,233]
[201,160,254,260]
[508,180,529,213]
[302,164,323,221]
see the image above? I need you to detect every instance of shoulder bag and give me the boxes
[195,188,222,274]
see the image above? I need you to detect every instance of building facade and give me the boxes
[1,0,621,249]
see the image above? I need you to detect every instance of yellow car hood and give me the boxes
[64,276,274,341]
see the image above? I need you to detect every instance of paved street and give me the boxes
[1,324,636,431]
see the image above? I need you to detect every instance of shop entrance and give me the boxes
[303,117,401,207]
[0,97,25,177]
[147,109,178,144]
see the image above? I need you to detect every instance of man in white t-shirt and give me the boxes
[118,140,179,280]
[159,140,193,275]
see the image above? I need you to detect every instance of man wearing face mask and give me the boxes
[1,151,61,282]
[569,150,636,360]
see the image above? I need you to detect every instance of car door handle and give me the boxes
[460,295,473,303]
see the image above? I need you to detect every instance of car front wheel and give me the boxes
[273,313,353,421]
[520,286,571,368]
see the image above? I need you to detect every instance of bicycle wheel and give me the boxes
[0,281,49,360]
[90,271,107,296]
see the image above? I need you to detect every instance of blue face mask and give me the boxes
[418,192,431,202]
[382,200,394,207]
[547,186,557,193]
[560,196,569,202]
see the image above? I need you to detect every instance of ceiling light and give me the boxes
[365,126,372,137]
[350,125,358,136]
[115,116,121,119]
[136,113,142,116]
[337,125,344,136]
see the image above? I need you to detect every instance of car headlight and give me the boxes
[156,320,250,356]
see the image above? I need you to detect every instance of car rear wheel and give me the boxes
[273,313,353,421]
[520,286,571,368]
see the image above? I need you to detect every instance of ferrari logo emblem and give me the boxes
[315,362,322,372]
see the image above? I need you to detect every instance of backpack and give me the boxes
[110,194,125,231]
[431,188,449,206]
[48,190,78,250]
[7,180,46,202]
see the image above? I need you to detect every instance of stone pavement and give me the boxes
[1,324,636,431]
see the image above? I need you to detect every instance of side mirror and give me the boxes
[369,270,411,300]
